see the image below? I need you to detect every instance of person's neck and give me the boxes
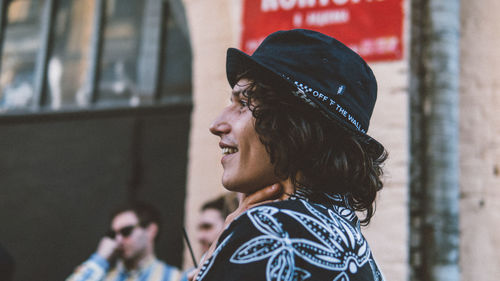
[278,178,297,200]
[123,250,155,271]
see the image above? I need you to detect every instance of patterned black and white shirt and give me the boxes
[194,195,385,281]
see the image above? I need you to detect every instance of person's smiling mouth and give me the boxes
[222,147,238,155]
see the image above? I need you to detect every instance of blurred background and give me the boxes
[0,0,191,280]
[0,0,498,280]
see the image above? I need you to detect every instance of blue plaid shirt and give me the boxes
[66,253,181,281]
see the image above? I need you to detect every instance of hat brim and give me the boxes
[226,48,385,156]
[227,48,295,90]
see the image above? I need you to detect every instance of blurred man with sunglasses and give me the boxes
[66,202,181,281]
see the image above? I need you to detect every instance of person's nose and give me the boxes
[115,234,124,243]
[209,108,231,136]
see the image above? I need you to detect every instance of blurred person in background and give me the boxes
[66,201,181,281]
[197,193,238,254]
[181,193,239,281]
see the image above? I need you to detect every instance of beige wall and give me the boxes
[459,0,500,280]
[182,0,500,280]
[362,60,409,281]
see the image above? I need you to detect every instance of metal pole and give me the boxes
[33,0,57,107]
[87,0,106,104]
[409,0,461,280]
[0,0,8,75]
[136,0,166,101]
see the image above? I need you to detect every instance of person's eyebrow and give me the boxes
[231,89,242,98]
[231,89,243,101]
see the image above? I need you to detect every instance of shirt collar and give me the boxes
[117,255,157,276]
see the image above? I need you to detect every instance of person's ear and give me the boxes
[147,223,159,241]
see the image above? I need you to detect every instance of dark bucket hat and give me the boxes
[226,29,383,153]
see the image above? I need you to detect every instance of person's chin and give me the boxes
[120,250,133,260]
[222,178,243,192]
[223,181,260,194]
[221,174,238,191]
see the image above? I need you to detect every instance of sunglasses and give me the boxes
[107,224,139,239]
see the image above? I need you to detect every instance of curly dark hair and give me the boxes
[236,71,388,225]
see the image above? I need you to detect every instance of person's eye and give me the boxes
[239,99,248,108]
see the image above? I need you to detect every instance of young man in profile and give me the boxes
[193,29,388,281]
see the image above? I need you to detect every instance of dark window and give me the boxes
[0,0,191,113]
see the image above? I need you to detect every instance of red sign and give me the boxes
[241,0,404,62]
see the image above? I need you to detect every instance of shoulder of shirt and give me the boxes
[262,198,309,208]
[228,199,314,229]
[154,259,183,281]
[228,198,356,233]
[245,198,314,214]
